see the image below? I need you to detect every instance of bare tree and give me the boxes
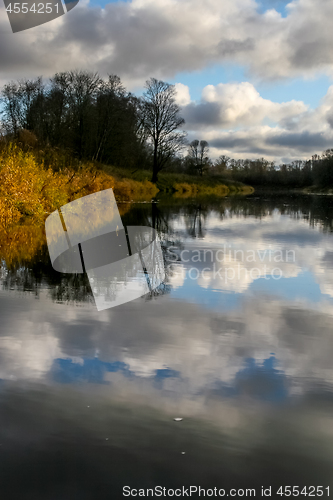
[0,77,44,135]
[49,70,102,157]
[140,78,187,183]
[213,155,230,174]
[188,139,210,176]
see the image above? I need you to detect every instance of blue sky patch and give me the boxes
[249,271,332,303]
[51,357,131,384]
[215,355,288,402]
[51,357,180,385]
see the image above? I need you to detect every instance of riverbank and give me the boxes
[303,186,333,195]
[104,166,254,197]
[0,142,253,227]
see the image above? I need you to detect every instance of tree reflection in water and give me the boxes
[1,193,333,304]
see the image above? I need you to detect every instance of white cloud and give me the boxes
[174,83,191,106]
[184,82,308,129]
[1,0,333,86]
[2,0,333,161]
[181,82,333,162]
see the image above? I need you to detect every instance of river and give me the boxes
[1,192,333,499]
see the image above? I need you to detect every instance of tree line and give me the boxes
[209,152,333,188]
[180,145,333,188]
[1,69,333,188]
[0,71,186,183]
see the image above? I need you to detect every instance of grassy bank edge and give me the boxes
[303,186,333,195]
[103,165,254,197]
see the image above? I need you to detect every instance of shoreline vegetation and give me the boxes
[105,165,254,198]
[0,71,254,194]
[0,138,252,269]
[303,186,333,195]
[0,138,253,229]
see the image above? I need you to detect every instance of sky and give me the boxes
[1,0,333,163]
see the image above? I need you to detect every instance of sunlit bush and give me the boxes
[0,143,154,228]
[113,178,158,200]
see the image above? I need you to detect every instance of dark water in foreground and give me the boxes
[1,193,333,499]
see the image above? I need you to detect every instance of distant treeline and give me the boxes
[209,153,333,188]
[182,145,333,188]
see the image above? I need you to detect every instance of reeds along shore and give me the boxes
[172,182,253,197]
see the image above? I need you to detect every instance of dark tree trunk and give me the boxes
[151,142,158,183]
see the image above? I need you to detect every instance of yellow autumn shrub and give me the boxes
[113,178,158,200]
[0,144,45,225]
[0,143,148,229]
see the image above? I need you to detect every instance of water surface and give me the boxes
[1,193,333,499]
